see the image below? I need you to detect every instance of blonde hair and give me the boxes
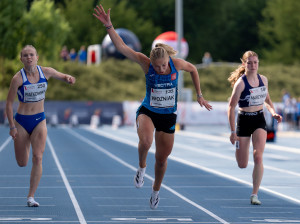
[228,50,258,87]
[150,43,177,63]
[20,45,38,57]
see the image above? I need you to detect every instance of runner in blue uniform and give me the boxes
[94,4,212,209]
[6,45,76,207]
[228,51,282,205]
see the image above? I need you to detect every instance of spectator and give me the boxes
[69,48,77,61]
[202,52,212,65]
[60,45,69,61]
[78,45,87,64]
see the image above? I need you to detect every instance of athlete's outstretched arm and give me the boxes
[93,4,149,73]
[42,67,75,85]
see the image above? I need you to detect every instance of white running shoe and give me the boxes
[134,168,145,188]
[250,195,261,205]
[27,197,39,207]
[150,192,160,210]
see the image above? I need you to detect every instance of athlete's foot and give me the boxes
[150,191,160,209]
[250,195,261,205]
[27,197,39,207]
[134,167,145,188]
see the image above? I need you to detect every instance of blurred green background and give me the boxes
[1,0,300,102]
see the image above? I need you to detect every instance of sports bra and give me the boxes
[238,74,267,108]
[17,65,48,103]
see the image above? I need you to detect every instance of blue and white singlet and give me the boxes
[141,57,179,114]
[17,66,48,103]
[238,74,267,108]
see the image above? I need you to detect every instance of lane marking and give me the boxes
[117,127,300,155]
[252,219,300,223]
[65,127,230,224]
[176,131,300,154]
[0,137,11,153]
[46,137,87,224]
[83,127,300,205]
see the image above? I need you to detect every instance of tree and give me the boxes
[125,0,266,63]
[0,0,26,60]
[259,0,300,64]
[61,0,160,56]
[21,0,70,61]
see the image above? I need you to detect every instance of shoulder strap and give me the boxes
[37,65,46,79]
[20,68,28,83]
[257,74,264,86]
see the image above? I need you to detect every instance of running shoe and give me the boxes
[250,195,261,205]
[134,168,144,188]
[150,192,160,209]
[27,197,39,207]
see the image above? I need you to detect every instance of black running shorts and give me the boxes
[136,106,177,134]
[236,110,267,137]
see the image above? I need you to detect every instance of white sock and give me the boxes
[138,166,146,175]
[152,190,159,196]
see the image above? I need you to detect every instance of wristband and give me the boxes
[231,130,236,134]
[106,24,113,30]
[10,127,17,130]
[197,93,203,98]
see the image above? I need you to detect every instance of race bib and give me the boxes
[249,86,267,106]
[150,87,176,108]
[24,83,47,102]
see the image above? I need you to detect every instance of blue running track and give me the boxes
[0,124,299,224]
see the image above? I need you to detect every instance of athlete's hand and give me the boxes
[66,75,76,85]
[230,132,238,145]
[197,97,213,111]
[272,113,282,123]
[93,4,112,27]
[9,128,18,140]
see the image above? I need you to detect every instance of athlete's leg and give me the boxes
[235,137,251,168]
[136,114,155,168]
[27,120,47,198]
[14,121,31,167]
[153,131,174,191]
[251,128,266,195]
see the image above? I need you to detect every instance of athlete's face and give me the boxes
[244,56,259,73]
[20,47,38,67]
[152,57,169,75]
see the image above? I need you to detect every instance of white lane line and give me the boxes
[177,131,300,154]
[0,137,11,153]
[83,127,300,205]
[65,127,230,224]
[46,137,87,224]
[86,127,300,177]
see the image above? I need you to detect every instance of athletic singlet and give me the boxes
[17,66,48,103]
[141,57,178,114]
[238,74,267,108]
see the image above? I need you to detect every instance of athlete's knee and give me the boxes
[32,154,43,165]
[253,153,263,165]
[155,156,168,167]
[17,160,28,167]
[138,138,152,150]
[237,160,248,169]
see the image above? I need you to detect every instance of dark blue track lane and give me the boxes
[0,125,299,224]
